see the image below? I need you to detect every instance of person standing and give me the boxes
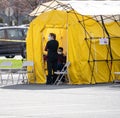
[45,33,59,84]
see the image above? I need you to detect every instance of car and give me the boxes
[0,23,8,27]
[0,26,28,58]
[19,24,29,27]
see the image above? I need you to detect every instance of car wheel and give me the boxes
[5,55,15,58]
[22,48,26,58]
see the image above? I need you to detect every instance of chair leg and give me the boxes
[22,73,29,84]
[25,74,29,84]
[17,73,29,84]
[57,74,65,85]
[24,74,29,84]
[54,75,60,85]
[22,73,27,84]
[54,74,66,85]
[22,74,25,83]
[17,74,21,84]
[6,73,9,85]
[6,73,13,85]
[26,73,34,84]
[11,73,14,84]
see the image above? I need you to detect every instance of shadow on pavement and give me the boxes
[1,84,91,90]
[0,83,120,90]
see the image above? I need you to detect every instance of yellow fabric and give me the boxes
[26,10,120,84]
[106,22,120,80]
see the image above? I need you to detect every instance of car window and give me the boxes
[18,29,23,37]
[0,30,5,39]
[23,28,28,36]
[6,29,23,40]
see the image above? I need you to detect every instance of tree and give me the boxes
[0,0,9,10]
[0,0,52,25]
[0,17,3,23]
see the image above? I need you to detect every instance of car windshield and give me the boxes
[6,29,23,40]
[0,30,5,39]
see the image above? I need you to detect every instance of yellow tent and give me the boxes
[26,10,120,84]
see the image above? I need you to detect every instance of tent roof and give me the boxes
[29,0,120,16]
[62,1,120,15]
[29,0,71,16]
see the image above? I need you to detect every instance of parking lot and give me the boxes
[0,82,120,118]
[0,56,120,118]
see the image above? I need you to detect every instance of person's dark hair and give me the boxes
[50,33,56,40]
[59,47,63,51]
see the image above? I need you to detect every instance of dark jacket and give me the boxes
[57,53,66,64]
[45,40,59,61]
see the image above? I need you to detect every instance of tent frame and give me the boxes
[29,0,120,84]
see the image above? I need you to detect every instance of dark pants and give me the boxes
[57,63,66,82]
[57,63,64,71]
[47,59,57,84]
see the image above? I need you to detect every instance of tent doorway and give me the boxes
[41,27,68,77]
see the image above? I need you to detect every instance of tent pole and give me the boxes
[66,11,71,84]
[100,15,113,82]
[82,16,96,84]
[100,15,113,60]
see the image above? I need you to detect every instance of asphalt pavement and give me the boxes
[0,56,120,118]
[0,82,120,118]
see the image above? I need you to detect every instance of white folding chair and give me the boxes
[54,62,70,85]
[0,61,13,85]
[114,72,120,83]
[17,61,34,84]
